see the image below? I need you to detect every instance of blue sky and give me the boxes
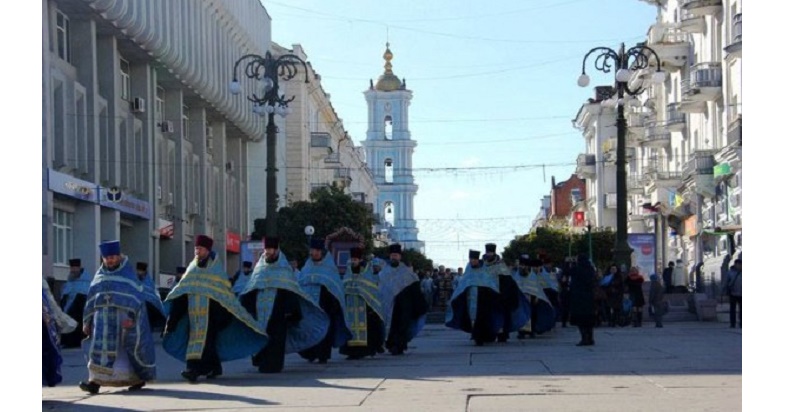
[266,0,657,268]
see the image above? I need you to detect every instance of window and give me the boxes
[384,159,394,184]
[53,209,74,265]
[384,202,395,227]
[155,86,166,123]
[120,58,131,101]
[384,116,393,140]
[56,10,70,62]
[182,105,189,140]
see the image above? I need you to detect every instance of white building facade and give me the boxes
[43,0,273,284]
[269,44,379,214]
[571,0,742,293]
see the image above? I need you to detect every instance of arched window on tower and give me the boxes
[384,201,395,227]
[384,115,393,140]
[384,159,394,184]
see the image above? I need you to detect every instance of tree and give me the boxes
[373,246,433,273]
[501,226,617,271]
[252,186,375,264]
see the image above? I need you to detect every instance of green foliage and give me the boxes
[252,186,375,263]
[373,246,433,273]
[502,226,618,271]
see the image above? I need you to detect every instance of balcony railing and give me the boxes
[310,132,332,148]
[650,171,683,182]
[733,13,742,43]
[682,150,716,177]
[679,0,722,15]
[682,62,722,94]
[334,168,351,179]
[324,153,340,163]
[627,112,650,129]
[627,175,646,192]
[641,124,671,147]
[576,153,596,177]
[666,102,686,128]
[649,25,690,45]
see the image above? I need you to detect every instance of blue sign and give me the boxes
[48,169,151,220]
[47,169,96,203]
[240,241,264,268]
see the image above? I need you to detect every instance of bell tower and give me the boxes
[363,43,424,252]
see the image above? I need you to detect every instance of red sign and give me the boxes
[573,211,585,227]
[641,244,653,255]
[226,231,241,253]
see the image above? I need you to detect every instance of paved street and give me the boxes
[43,322,741,412]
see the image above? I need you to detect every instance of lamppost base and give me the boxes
[612,244,634,272]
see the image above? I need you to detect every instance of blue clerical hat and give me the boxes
[99,240,121,257]
[309,238,326,250]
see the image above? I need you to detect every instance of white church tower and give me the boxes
[363,44,424,252]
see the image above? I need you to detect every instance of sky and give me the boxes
[266,0,658,268]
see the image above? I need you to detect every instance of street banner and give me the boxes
[628,233,657,277]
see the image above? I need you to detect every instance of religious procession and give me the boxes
[43,234,429,393]
[44,231,678,394]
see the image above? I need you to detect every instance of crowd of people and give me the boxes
[43,235,742,391]
[43,236,427,394]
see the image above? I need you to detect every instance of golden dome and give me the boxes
[374,42,403,92]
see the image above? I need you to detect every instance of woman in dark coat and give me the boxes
[626,266,646,327]
[568,254,597,346]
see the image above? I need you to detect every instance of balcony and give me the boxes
[650,170,683,186]
[626,112,651,136]
[678,8,705,34]
[641,124,671,148]
[727,115,742,147]
[602,138,635,162]
[334,167,352,180]
[576,153,596,178]
[679,0,722,16]
[604,193,617,209]
[310,132,333,149]
[682,150,716,178]
[627,175,647,195]
[725,13,742,58]
[681,63,722,102]
[665,102,686,131]
[324,153,340,163]
[646,23,690,70]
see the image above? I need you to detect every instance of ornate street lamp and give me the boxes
[586,221,593,264]
[578,43,665,271]
[230,51,309,237]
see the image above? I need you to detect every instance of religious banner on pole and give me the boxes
[628,233,657,277]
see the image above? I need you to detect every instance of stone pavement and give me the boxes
[42,322,741,412]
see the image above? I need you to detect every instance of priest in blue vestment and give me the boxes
[297,238,353,364]
[513,256,557,339]
[43,278,77,387]
[78,240,166,395]
[446,250,504,346]
[379,243,427,355]
[59,258,92,348]
[240,236,328,373]
[339,247,386,360]
[162,235,268,382]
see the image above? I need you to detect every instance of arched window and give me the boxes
[384,201,395,227]
[384,115,393,140]
[384,159,394,184]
